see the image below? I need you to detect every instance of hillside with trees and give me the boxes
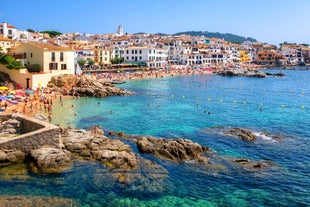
[40,30,62,38]
[173,31,257,43]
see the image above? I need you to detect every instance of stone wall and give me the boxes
[0,114,61,153]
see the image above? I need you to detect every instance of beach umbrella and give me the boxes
[25,89,34,94]
[0,86,8,90]
[6,94,15,99]
[0,96,8,101]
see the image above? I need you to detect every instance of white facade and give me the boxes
[0,22,19,40]
[124,46,168,68]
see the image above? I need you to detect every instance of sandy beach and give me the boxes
[0,63,262,119]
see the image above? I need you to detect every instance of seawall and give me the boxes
[0,114,61,153]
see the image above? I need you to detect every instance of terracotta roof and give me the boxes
[0,23,16,29]
[28,42,73,51]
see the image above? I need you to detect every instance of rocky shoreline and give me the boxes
[216,69,285,78]
[0,115,275,176]
[0,114,281,205]
[48,74,134,97]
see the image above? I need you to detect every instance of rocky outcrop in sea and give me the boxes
[48,74,133,97]
[217,69,285,78]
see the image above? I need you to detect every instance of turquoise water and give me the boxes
[1,69,310,206]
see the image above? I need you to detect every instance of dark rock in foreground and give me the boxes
[61,127,138,171]
[29,147,72,173]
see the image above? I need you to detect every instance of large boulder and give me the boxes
[0,150,26,163]
[49,74,133,97]
[136,136,209,163]
[225,127,257,141]
[61,127,138,171]
[30,147,72,173]
[89,137,138,171]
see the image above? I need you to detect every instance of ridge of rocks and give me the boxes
[47,74,133,97]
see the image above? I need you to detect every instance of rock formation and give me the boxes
[225,127,257,141]
[217,70,267,77]
[217,69,285,78]
[48,74,133,97]
[29,147,72,173]
[61,127,138,171]
[136,136,210,163]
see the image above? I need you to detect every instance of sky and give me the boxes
[1,0,309,46]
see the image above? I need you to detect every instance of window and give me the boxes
[23,53,27,58]
[61,64,67,70]
[135,50,137,54]
[100,51,102,55]
[132,57,134,60]
[30,53,33,58]
[49,63,58,70]
[140,56,142,60]
[126,50,129,54]
[51,52,55,61]
[139,50,142,54]
[60,52,64,61]
[131,50,134,54]
[105,51,107,55]
[127,57,129,60]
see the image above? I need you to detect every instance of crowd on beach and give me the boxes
[0,84,62,121]
[90,63,263,82]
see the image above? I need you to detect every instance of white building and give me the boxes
[124,46,168,68]
[0,22,19,40]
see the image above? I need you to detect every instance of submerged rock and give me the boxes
[233,158,273,171]
[0,195,78,207]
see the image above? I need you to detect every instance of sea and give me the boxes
[0,68,309,207]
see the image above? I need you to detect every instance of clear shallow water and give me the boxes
[1,69,310,206]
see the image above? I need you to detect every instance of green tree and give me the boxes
[27,29,35,33]
[110,57,124,64]
[77,59,86,68]
[88,59,95,67]
[27,64,41,73]
[40,30,62,38]
[0,55,23,69]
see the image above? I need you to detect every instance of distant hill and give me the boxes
[40,30,62,38]
[173,31,257,43]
